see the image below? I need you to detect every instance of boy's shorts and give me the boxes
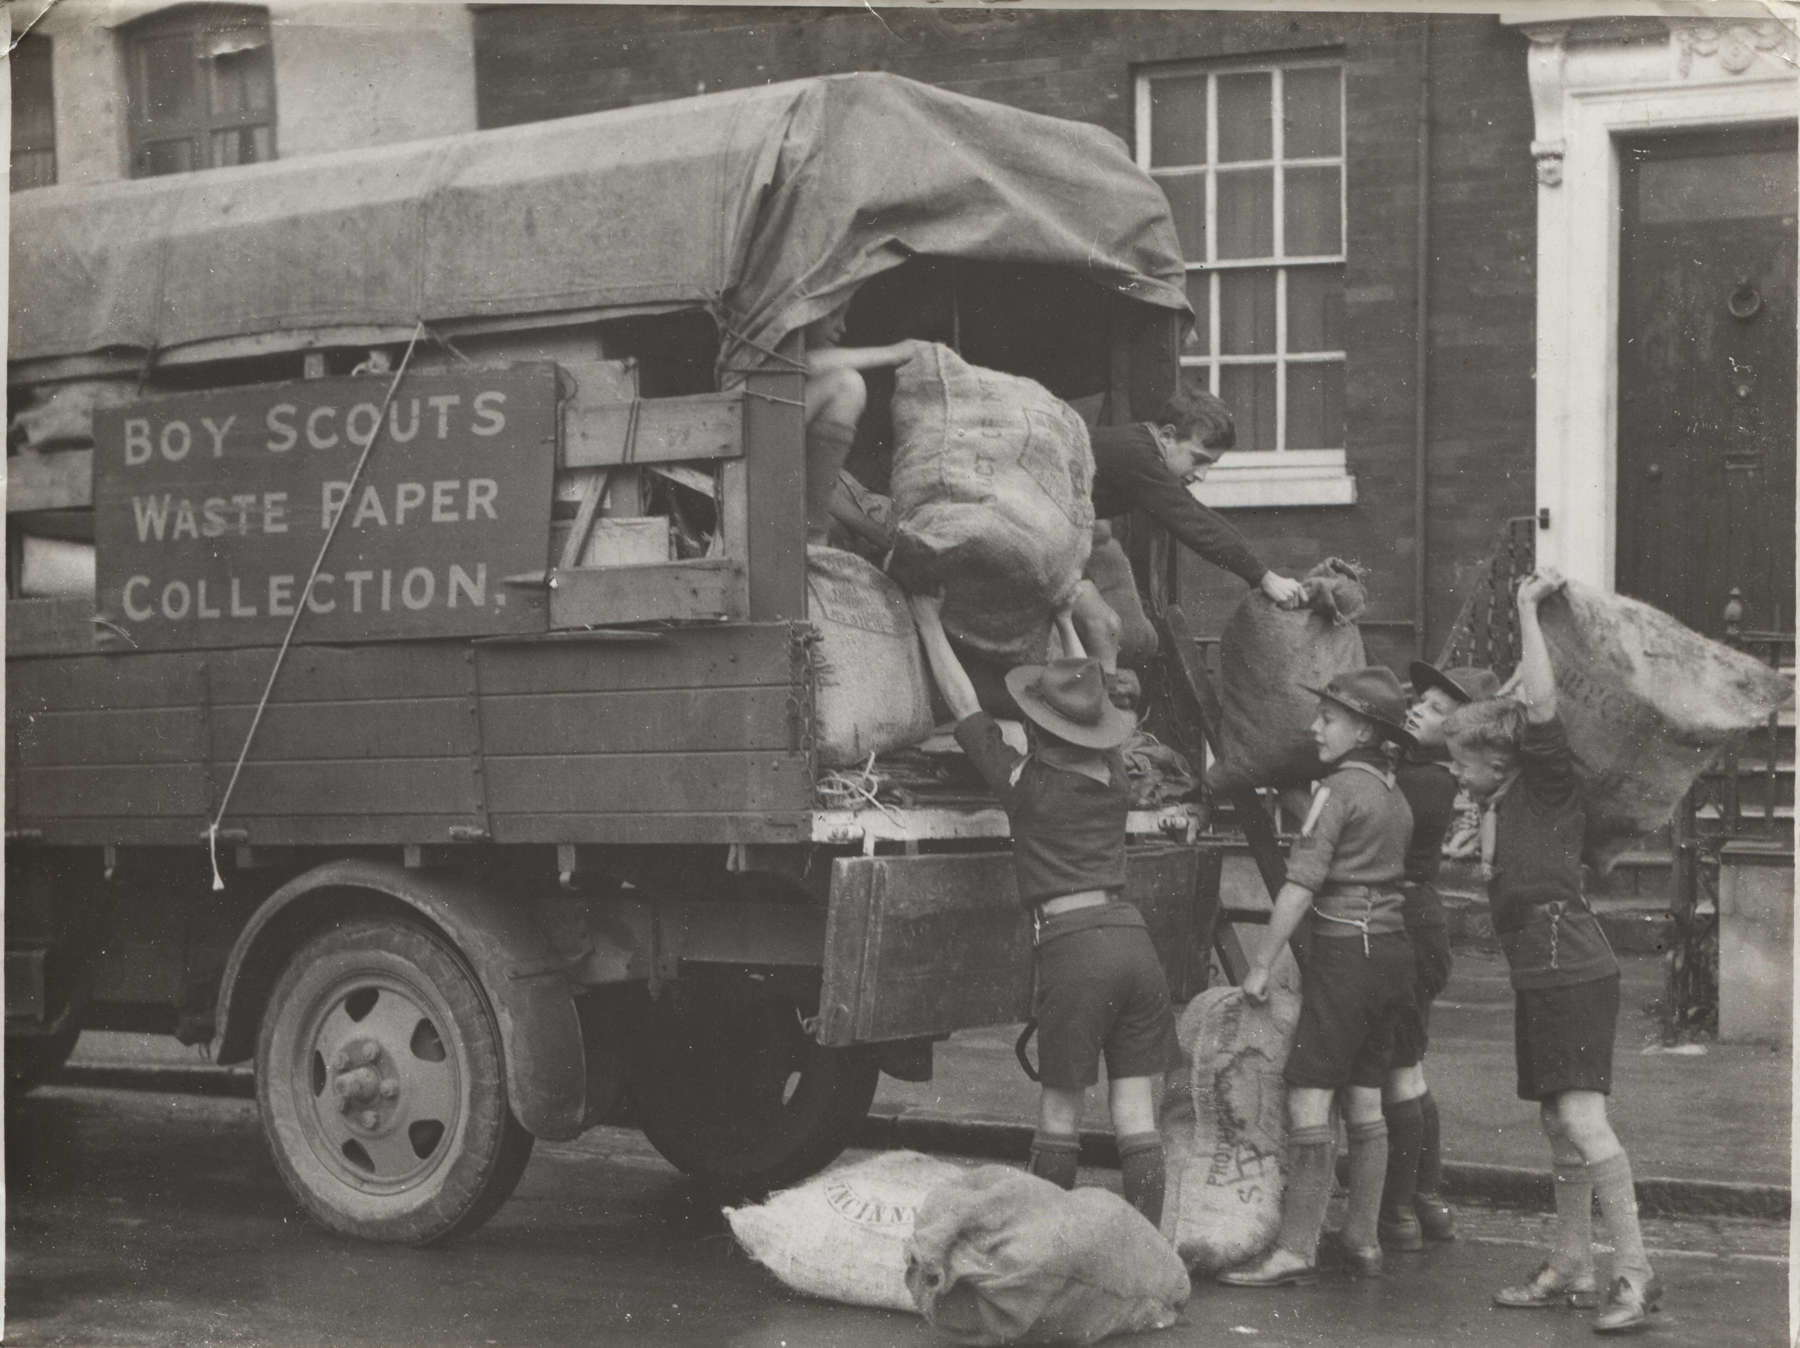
[1285,930,1415,1090]
[1514,974,1619,1100]
[1388,992,1434,1070]
[1032,902,1180,1090]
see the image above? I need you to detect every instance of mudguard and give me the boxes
[213,859,590,1141]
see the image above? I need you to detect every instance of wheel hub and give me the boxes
[329,1036,403,1132]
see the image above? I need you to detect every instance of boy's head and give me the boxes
[1005,657,1135,753]
[1303,667,1413,765]
[1152,388,1234,483]
[1442,696,1527,802]
[1405,662,1502,750]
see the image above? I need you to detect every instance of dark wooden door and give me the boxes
[1617,126,1796,636]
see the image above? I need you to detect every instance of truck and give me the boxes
[6,72,1225,1245]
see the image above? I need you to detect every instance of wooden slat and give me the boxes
[9,647,204,710]
[208,699,468,762]
[486,811,809,846]
[6,449,93,512]
[476,622,796,694]
[742,361,807,621]
[221,759,480,817]
[206,643,473,704]
[549,560,745,627]
[16,764,210,817]
[562,393,742,469]
[15,706,206,767]
[6,597,100,657]
[484,750,809,816]
[480,686,792,756]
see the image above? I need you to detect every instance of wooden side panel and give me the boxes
[562,393,742,469]
[7,598,101,657]
[475,622,795,694]
[480,687,791,756]
[548,560,745,627]
[485,751,807,816]
[817,843,1208,1046]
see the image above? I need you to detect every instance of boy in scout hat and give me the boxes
[1220,667,1416,1287]
[909,586,1179,1230]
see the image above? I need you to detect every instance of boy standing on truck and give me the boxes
[1443,571,1659,1334]
[908,588,1178,1228]
[1218,667,1416,1286]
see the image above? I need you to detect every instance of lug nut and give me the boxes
[358,1110,379,1129]
[379,1078,399,1100]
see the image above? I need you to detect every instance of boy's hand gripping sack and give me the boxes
[1535,578,1794,871]
[904,1167,1189,1346]
[1160,968,1302,1272]
[888,344,1095,664]
[725,1150,970,1311]
[1206,558,1369,793]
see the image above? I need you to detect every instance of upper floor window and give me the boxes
[1138,59,1352,505]
[125,5,275,178]
[12,33,57,190]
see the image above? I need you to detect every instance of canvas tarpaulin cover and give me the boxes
[11,72,1189,374]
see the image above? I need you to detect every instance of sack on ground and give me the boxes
[905,1166,1189,1346]
[1206,558,1369,793]
[808,546,938,768]
[889,344,1095,664]
[725,1150,970,1311]
[1162,968,1302,1273]
[1537,579,1794,870]
[1085,527,1159,667]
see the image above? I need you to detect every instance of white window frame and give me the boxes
[1136,57,1355,508]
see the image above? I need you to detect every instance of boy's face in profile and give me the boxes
[1153,427,1212,485]
[1448,743,1514,802]
[1405,687,1461,751]
[1310,700,1375,765]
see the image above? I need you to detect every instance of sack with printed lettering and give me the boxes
[1206,558,1368,793]
[1161,965,1302,1273]
[1536,579,1794,871]
[725,1150,968,1311]
[807,546,937,767]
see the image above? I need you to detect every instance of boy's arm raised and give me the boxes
[1515,569,1565,724]
[908,592,981,723]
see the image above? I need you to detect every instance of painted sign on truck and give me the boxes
[93,365,559,649]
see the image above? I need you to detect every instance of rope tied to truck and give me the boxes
[203,321,427,889]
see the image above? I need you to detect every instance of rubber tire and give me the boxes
[6,1021,80,1096]
[626,985,878,1198]
[256,917,533,1245]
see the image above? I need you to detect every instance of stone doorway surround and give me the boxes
[1504,11,1798,590]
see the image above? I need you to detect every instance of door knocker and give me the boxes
[1727,278,1763,322]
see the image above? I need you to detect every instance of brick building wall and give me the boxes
[472,6,1537,670]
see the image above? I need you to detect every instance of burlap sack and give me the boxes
[905,1167,1189,1346]
[1537,579,1794,871]
[1161,966,1302,1273]
[806,546,937,767]
[1206,558,1369,793]
[725,1150,969,1311]
[1085,527,1159,668]
[889,344,1095,664]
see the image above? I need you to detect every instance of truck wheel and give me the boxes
[627,986,877,1197]
[6,1021,80,1095]
[256,918,533,1245]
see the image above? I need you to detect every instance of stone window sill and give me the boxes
[1190,450,1357,509]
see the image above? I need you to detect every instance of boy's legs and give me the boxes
[1217,1086,1334,1284]
[1107,1074,1164,1227]
[1379,1061,1427,1249]
[1558,1089,1656,1315]
[1030,1084,1086,1190]
[1340,1084,1388,1261]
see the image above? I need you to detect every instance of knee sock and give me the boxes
[1380,1097,1423,1219]
[805,420,858,541]
[1549,1157,1596,1278]
[1275,1125,1336,1260]
[1027,1131,1080,1190]
[1343,1118,1389,1251]
[1416,1090,1444,1196]
[1117,1131,1166,1230]
[1589,1152,1653,1287]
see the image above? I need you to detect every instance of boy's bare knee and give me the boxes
[806,367,868,427]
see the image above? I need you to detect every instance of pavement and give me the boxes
[58,860,1792,1223]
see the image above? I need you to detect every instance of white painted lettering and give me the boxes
[321,482,351,530]
[230,577,256,618]
[123,575,154,621]
[162,579,192,620]
[466,478,498,521]
[195,579,221,619]
[200,415,236,458]
[471,391,506,437]
[268,573,295,617]
[124,419,154,467]
[401,567,435,611]
[393,481,426,526]
[202,498,229,538]
[265,492,288,534]
[387,398,420,443]
[266,403,298,452]
[345,570,373,612]
[345,402,382,448]
[431,480,457,523]
[132,494,173,542]
[350,485,388,529]
[160,421,192,462]
[231,494,258,536]
[171,499,200,541]
[305,573,336,614]
[448,563,487,609]
[306,405,339,450]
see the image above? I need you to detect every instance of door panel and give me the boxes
[1617,127,1796,636]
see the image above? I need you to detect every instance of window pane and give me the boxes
[213,124,273,167]
[138,33,202,126]
[1217,72,1271,162]
[1219,271,1276,355]
[1183,273,1211,356]
[1216,168,1273,259]
[138,138,197,176]
[211,46,274,118]
[1157,172,1206,259]
[1287,363,1344,449]
[12,35,55,149]
[1284,165,1341,256]
[1149,74,1207,168]
[1286,267,1344,352]
[1219,364,1277,451]
[1283,67,1341,159]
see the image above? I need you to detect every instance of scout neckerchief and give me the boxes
[1478,770,1521,881]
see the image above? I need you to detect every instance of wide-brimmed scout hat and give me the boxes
[1408,661,1503,705]
[1302,667,1415,748]
[1004,657,1136,750]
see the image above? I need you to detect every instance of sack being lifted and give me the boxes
[1536,578,1794,871]
[1206,558,1369,793]
[889,344,1096,665]
[905,1166,1189,1346]
[1161,966,1302,1272]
